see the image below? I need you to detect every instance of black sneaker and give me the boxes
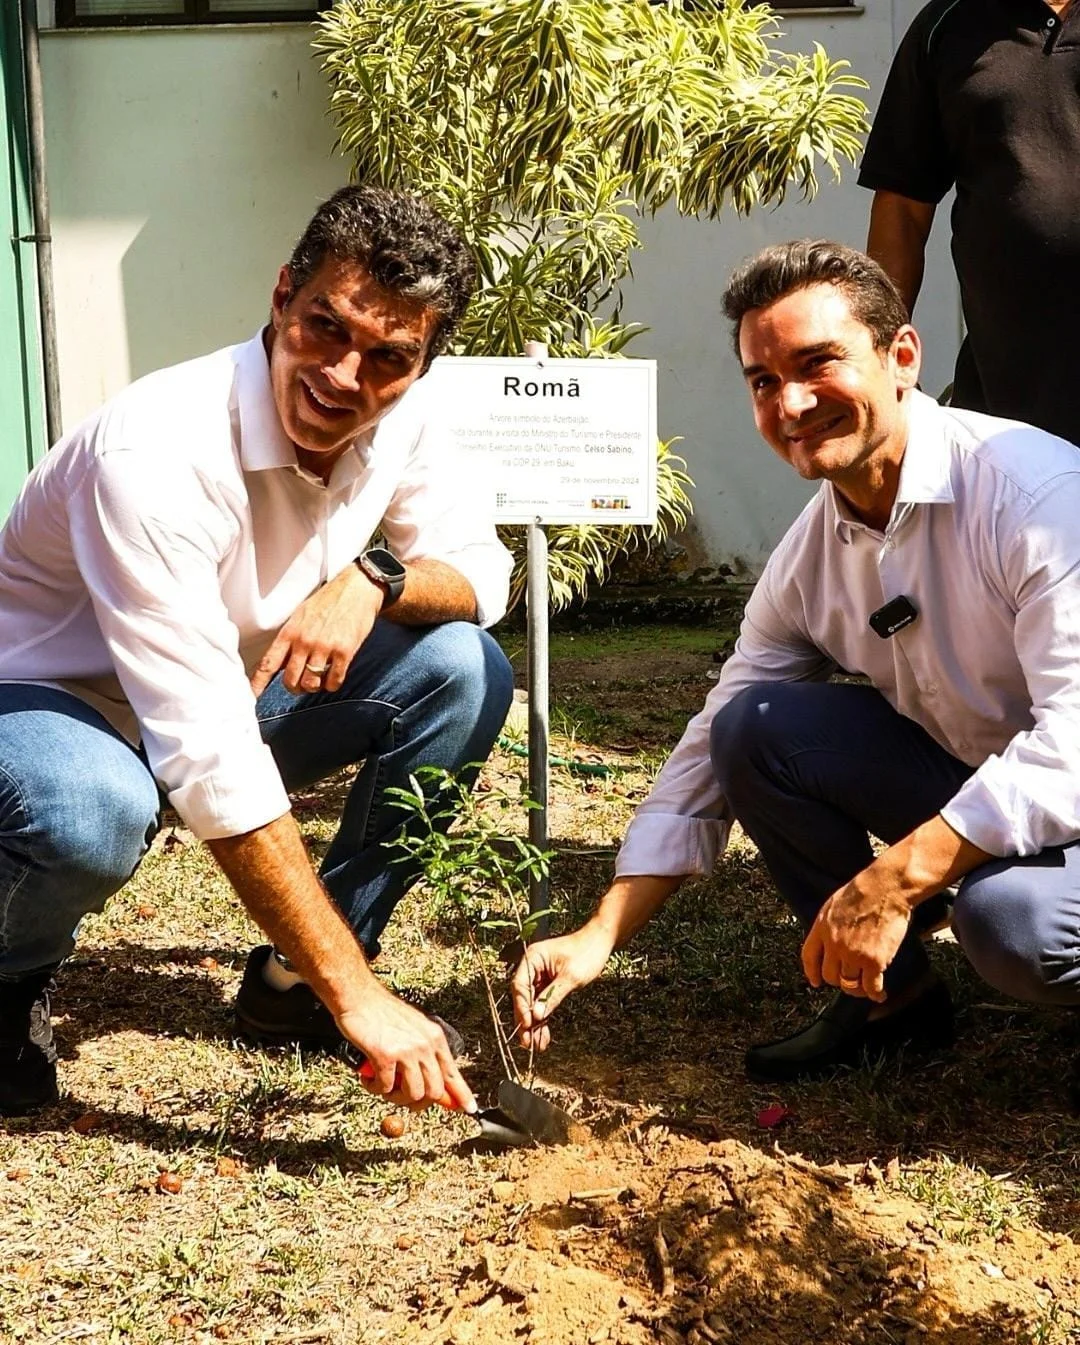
[745,979,954,1085]
[234,945,465,1059]
[0,974,60,1116]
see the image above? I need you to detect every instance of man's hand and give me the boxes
[802,816,993,1001]
[210,814,475,1113]
[801,876,913,1002]
[251,563,383,697]
[510,875,685,1050]
[339,980,476,1112]
[511,924,616,1051]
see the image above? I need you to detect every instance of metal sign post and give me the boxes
[420,348,657,935]
[522,341,550,934]
[525,516,550,933]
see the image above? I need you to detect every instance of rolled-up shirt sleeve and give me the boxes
[68,448,291,841]
[380,420,512,627]
[616,562,835,878]
[941,474,1080,857]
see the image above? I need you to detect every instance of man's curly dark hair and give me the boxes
[284,186,476,369]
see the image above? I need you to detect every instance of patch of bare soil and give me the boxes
[401,1125,1078,1345]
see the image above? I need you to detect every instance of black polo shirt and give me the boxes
[859,0,1080,445]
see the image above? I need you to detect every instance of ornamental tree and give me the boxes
[316,0,867,607]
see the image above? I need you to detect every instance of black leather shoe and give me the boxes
[0,975,60,1117]
[234,945,465,1059]
[745,980,954,1084]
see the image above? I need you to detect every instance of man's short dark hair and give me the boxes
[722,240,909,360]
[285,185,476,367]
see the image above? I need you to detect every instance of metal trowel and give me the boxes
[359,1062,576,1148]
[470,1078,576,1148]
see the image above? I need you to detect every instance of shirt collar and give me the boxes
[234,330,297,473]
[827,389,954,538]
[894,389,955,507]
[233,330,375,491]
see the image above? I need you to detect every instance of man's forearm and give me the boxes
[589,873,686,950]
[866,190,937,318]
[864,812,992,909]
[382,557,478,625]
[208,813,375,1016]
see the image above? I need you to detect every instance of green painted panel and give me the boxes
[0,6,45,518]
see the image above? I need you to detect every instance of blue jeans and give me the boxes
[710,682,1080,1006]
[0,620,513,981]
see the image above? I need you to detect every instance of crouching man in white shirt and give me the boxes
[0,185,514,1117]
[513,239,1080,1084]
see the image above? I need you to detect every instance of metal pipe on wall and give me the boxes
[19,0,62,447]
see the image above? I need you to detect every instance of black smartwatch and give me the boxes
[356,547,406,608]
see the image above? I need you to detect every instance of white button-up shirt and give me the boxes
[617,391,1080,877]
[0,334,512,841]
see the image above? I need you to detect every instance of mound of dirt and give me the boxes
[403,1129,1079,1345]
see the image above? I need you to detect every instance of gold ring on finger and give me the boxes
[305,662,329,676]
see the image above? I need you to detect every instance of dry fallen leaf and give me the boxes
[215,1157,241,1178]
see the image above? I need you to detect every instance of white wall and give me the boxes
[40,25,349,422]
[623,5,960,573]
[40,9,960,574]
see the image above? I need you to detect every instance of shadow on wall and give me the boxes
[116,29,347,380]
[44,24,346,400]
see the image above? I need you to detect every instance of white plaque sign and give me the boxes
[424,356,658,524]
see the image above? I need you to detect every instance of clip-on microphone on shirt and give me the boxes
[869,595,918,639]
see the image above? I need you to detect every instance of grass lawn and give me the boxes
[2,620,1079,1344]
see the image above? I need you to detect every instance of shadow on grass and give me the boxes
[54,940,503,1065]
[6,1092,449,1181]
[54,942,252,1050]
[523,844,1080,1238]
[42,840,1080,1238]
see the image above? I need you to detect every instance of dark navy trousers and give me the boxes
[710,682,1080,1005]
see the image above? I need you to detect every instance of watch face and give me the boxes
[364,547,406,581]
